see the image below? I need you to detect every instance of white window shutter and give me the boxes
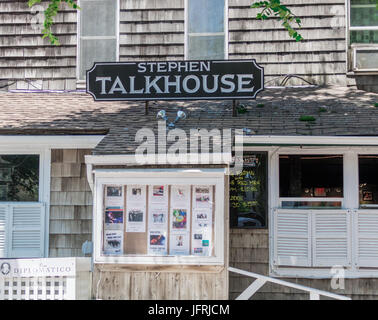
[274,209,311,267]
[8,203,45,258]
[312,210,351,267]
[356,210,378,267]
[0,206,6,258]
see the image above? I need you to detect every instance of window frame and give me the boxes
[93,168,226,265]
[184,0,229,60]
[278,154,345,208]
[0,135,105,259]
[0,147,49,258]
[346,0,378,72]
[76,0,120,82]
[229,151,269,229]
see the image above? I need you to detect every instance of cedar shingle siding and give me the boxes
[49,149,92,257]
[1,0,366,90]
[0,0,77,90]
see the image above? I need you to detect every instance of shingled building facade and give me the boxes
[0,0,378,300]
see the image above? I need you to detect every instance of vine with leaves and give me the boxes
[28,0,79,45]
[252,0,378,42]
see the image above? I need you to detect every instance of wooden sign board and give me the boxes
[87,59,264,101]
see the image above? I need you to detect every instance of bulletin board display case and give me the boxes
[93,170,225,265]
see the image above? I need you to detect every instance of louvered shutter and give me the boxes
[274,209,311,267]
[312,210,351,267]
[8,203,45,258]
[356,210,378,267]
[0,206,7,258]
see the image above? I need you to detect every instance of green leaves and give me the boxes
[251,0,303,42]
[28,0,80,46]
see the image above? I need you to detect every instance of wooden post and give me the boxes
[145,101,149,115]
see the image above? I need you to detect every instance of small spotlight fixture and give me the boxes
[156,110,187,129]
[156,110,168,121]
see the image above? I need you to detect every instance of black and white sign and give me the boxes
[0,258,76,277]
[87,60,264,101]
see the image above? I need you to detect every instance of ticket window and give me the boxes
[93,170,225,265]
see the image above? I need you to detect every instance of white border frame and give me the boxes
[184,0,229,60]
[93,168,225,265]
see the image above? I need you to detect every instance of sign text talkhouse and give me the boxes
[86,60,264,101]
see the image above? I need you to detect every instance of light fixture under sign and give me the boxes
[157,110,187,129]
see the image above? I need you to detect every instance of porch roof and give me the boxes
[0,86,377,155]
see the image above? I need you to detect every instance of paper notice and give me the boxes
[104,230,123,255]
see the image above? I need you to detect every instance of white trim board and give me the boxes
[242,135,378,146]
[85,153,232,165]
[0,135,104,149]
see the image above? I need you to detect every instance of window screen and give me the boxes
[359,155,378,206]
[187,0,226,60]
[230,153,268,228]
[79,0,118,80]
[102,184,215,257]
[350,0,378,44]
[0,155,39,202]
[279,155,343,198]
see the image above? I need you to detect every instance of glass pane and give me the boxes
[230,153,268,228]
[188,35,225,60]
[281,201,342,209]
[0,155,39,202]
[350,30,378,44]
[359,155,378,206]
[355,49,378,69]
[102,184,216,257]
[279,155,343,198]
[80,38,117,80]
[351,0,378,27]
[188,0,225,33]
[80,0,117,37]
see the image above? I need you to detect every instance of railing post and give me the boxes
[236,278,267,300]
[310,292,320,300]
[65,276,76,300]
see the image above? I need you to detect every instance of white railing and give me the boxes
[0,257,92,300]
[229,267,351,300]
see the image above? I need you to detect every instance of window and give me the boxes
[272,149,378,277]
[349,0,378,70]
[78,0,118,80]
[274,153,350,272]
[0,155,39,202]
[230,153,268,228]
[359,155,378,207]
[0,153,45,258]
[94,170,225,265]
[279,155,343,208]
[186,0,227,60]
[350,0,378,44]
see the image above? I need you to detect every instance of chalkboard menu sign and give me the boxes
[230,153,267,228]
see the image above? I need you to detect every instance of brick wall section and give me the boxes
[49,149,93,257]
[229,229,378,300]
